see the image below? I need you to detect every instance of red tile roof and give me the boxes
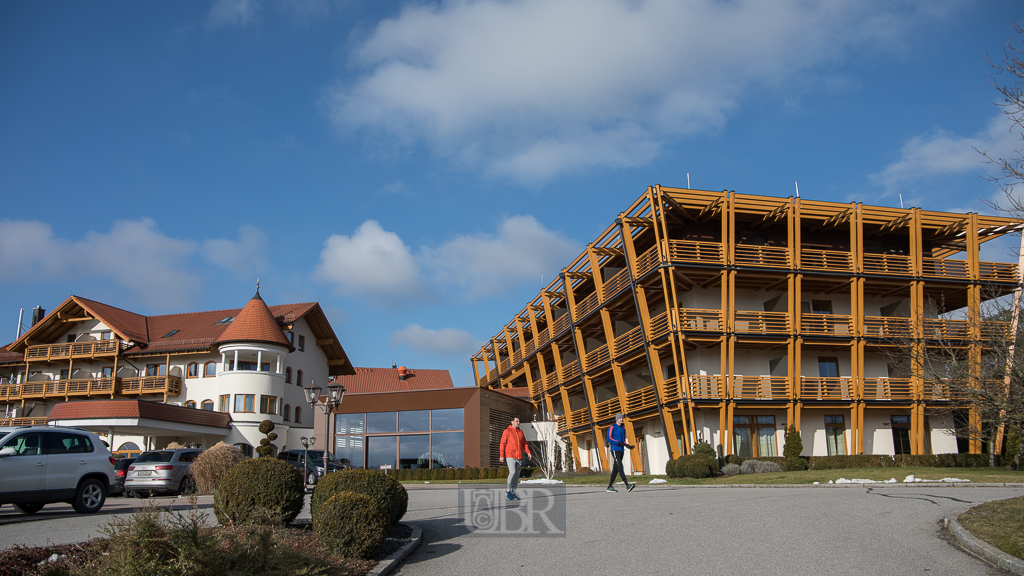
[47,400,232,428]
[494,386,531,398]
[336,367,455,394]
[213,290,291,347]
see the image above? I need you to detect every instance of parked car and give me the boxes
[111,457,136,497]
[277,450,345,484]
[125,449,203,497]
[0,425,115,514]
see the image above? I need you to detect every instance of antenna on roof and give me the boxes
[795,181,800,198]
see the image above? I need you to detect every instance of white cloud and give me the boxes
[207,0,262,28]
[391,323,481,357]
[0,219,201,310]
[326,0,948,182]
[423,215,581,298]
[203,224,269,278]
[314,220,429,305]
[871,115,1021,192]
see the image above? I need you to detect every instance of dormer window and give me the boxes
[215,316,236,325]
[161,330,180,338]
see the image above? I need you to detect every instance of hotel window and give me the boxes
[187,363,199,378]
[102,367,113,378]
[66,334,76,343]
[235,394,255,413]
[283,404,291,421]
[260,395,278,415]
[202,400,214,411]
[101,332,114,340]
[298,335,305,351]
[146,364,166,377]
[204,362,217,377]
[733,415,777,458]
[811,300,833,314]
[825,415,846,456]
[891,415,912,455]
[235,443,253,458]
[297,370,303,386]
[285,367,292,383]
[295,407,301,424]
[60,369,70,380]
[218,395,230,413]
[185,400,197,409]
[286,331,294,345]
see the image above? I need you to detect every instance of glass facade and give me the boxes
[335,408,465,469]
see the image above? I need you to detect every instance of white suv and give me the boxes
[0,425,115,514]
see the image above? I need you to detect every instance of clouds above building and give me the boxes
[391,323,481,359]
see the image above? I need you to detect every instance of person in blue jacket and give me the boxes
[606,413,636,492]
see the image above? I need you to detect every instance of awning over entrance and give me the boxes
[46,399,232,438]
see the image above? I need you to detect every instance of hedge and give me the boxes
[382,466,535,481]
[724,453,992,470]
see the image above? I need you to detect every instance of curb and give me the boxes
[946,517,1024,575]
[367,524,422,576]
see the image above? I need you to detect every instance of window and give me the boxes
[284,404,291,421]
[66,334,76,343]
[260,395,278,414]
[237,361,258,371]
[818,357,839,378]
[101,367,113,378]
[1,432,43,455]
[297,370,303,386]
[811,300,833,314]
[286,331,294,345]
[295,407,301,424]
[234,443,253,458]
[187,363,199,378]
[218,395,231,413]
[101,332,115,340]
[60,369,70,380]
[431,409,464,431]
[215,316,235,324]
[399,435,430,469]
[285,367,292,384]
[47,432,93,454]
[161,330,179,338]
[367,412,397,433]
[298,335,305,351]
[825,415,846,456]
[202,400,214,411]
[733,415,777,458]
[367,436,398,470]
[400,410,430,432]
[235,394,255,413]
[891,415,911,455]
[204,362,217,377]
[185,400,197,409]
[146,364,166,377]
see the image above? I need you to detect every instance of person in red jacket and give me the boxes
[499,416,532,501]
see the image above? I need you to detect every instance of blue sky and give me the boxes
[1,0,1021,385]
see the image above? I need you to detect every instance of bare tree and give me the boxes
[980,24,1024,208]
[523,420,565,480]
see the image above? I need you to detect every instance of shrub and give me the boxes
[311,469,408,527]
[739,460,783,474]
[667,455,720,478]
[692,440,717,459]
[256,420,278,457]
[722,463,741,475]
[725,454,747,466]
[783,425,803,458]
[313,492,388,560]
[190,442,246,494]
[681,457,715,478]
[213,457,304,526]
[784,457,808,471]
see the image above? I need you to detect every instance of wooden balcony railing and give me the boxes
[980,261,1018,282]
[667,240,724,265]
[801,314,853,337]
[732,376,788,400]
[569,407,591,429]
[649,311,672,340]
[544,372,560,392]
[593,397,621,421]
[601,267,632,301]
[922,318,969,340]
[560,360,581,383]
[921,257,968,279]
[537,328,551,347]
[511,349,522,365]
[801,249,852,272]
[584,344,610,372]
[688,375,724,399]
[862,253,912,276]
[635,245,662,278]
[523,340,535,357]
[5,376,122,400]
[863,316,912,338]
[529,377,544,398]
[65,377,116,396]
[734,245,790,268]
[25,339,120,362]
[552,313,572,337]
[557,415,567,434]
[678,309,723,332]
[661,376,681,402]
[800,377,853,400]
[612,325,644,359]
[862,377,913,401]
[921,380,950,401]
[575,291,601,320]
[624,385,658,413]
[735,312,789,335]
[499,359,510,373]
[120,376,182,396]
[0,417,48,427]
[982,321,1011,341]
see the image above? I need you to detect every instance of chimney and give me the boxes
[398,366,408,381]
[31,306,46,326]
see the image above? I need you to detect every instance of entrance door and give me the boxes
[633,427,648,475]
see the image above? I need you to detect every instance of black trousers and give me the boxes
[608,450,629,488]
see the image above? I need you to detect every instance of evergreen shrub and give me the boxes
[313,492,388,560]
[681,457,715,478]
[213,457,304,525]
[311,469,408,527]
[784,457,809,471]
[783,425,803,458]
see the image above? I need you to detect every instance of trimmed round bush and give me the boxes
[213,457,304,525]
[784,457,808,472]
[311,469,408,527]
[314,492,388,559]
[190,442,246,494]
[681,457,715,478]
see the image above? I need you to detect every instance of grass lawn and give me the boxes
[958,496,1024,560]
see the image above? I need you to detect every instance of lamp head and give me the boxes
[303,383,322,407]
[327,383,345,404]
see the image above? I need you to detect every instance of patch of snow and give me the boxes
[903,475,970,483]
[813,482,820,485]
[649,478,668,484]
[834,478,898,484]
[521,478,564,484]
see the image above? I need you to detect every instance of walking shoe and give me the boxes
[506,491,513,500]
[627,483,636,492]
[606,487,617,492]
[511,492,521,500]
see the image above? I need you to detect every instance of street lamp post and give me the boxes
[300,435,316,486]
[303,380,345,481]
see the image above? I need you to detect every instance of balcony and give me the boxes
[862,377,913,401]
[556,415,567,434]
[863,316,911,339]
[584,344,611,372]
[528,377,544,398]
[661,377,681,402]
[735,312,789,335]
[733,376,788,400]
[980,261,1018,282]
[569,407,591,430]
[801,314,853,337]
[0,417,47,427]
[574,291,601,320]
[551,313,572,337]
[801,249,852,272]
[667,240,724,265]
[612,325,644,359]
[25,340,120,362]
[799,377,853,400]
[635,245,662,277]
[649,311,672,340]
[734,245,790,268]
[922,318,968,340]
[120,375,182,396]
[593,397,621,421]
[862,253,912,276]
[560,360,581,383]
[544,372,560,392]
[624,385,658,413]
[921,257,968,279]
[678,309,723,332]
[688,375,724,399]
[601,267,632,301]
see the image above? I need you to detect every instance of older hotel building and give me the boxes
[471,186,1022,475]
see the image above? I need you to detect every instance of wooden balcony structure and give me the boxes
[0,376,181,402]
[471,185,1023,469]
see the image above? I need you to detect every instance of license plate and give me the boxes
[137,471,152,476]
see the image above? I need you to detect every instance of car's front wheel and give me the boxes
[12,503,45,514]
[72,479,106,514]
[306,471,318,485]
